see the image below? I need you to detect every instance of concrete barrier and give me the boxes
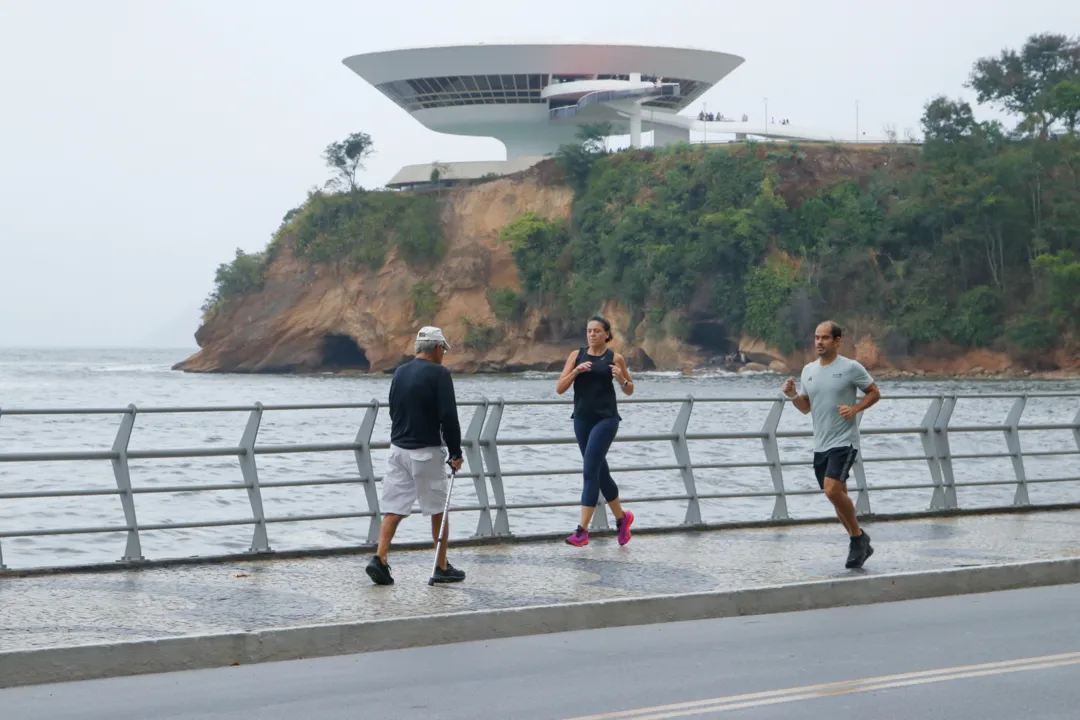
[3,557,1079,689]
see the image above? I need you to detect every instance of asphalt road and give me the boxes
[4,584,1080,720]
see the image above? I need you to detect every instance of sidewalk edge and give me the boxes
[3,557,1078,689]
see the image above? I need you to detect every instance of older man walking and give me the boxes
[366,326,466,586]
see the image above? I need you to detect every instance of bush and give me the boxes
[462,318,501,351]
[1006,312,1060,351]
[487,288,526,323]
[460,317,501,351]
[743,261,802,352]
[395,195,446,265]
[286,189,444,270]
[411,280,440,321]
[1004,251,1080,351]
[466,326,499,351]
[949,285,1002,347]
[1032,250,1080,334]
[499,214,572,304]
[202,248,266,313]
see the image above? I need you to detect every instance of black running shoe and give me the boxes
[845,532,873,569]
[365,555,394,585]
[432,563,466,584]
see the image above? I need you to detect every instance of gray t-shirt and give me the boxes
[799,355,875,452]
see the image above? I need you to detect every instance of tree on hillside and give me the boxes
[921,97,978,143]
[967,33,1080,136]
[577,122,614,154]
[429,160,450,184]
[556,121,615,196]
[1047,78,1080,133]
[323,131,374,191]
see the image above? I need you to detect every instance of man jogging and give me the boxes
[366,326,466,586]
[782,321,881,569]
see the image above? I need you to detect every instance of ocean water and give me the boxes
[1,347,1078,569]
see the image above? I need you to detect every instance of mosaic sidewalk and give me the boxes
[3,510,1080,651]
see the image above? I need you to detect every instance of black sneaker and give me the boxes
[432,562,466,584]
[845,532,873,569]
[365,555,394,585]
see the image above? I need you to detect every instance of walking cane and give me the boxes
[428,461,457,586]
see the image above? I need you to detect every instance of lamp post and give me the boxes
[764,97,769,137]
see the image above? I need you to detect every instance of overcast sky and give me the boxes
[1,1,1076,349]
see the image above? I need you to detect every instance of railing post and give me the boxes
[239,403,270,553]
[590,497,610,532]
[463,400,494,538]
[852,413,871,515]
[1072,406,1080,455]
[354,400,381,545]
[112,404,144,562]
[0,405,4,569]
[920,397,946,510]
[671,395,702,525]
[935,396,958,509]
[479,397,511,536]
[762,399,788,520]
[1005,396,1030,506]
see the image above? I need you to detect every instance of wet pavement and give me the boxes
[2,509,1080,652]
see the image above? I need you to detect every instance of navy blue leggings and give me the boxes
[574,416,620,507]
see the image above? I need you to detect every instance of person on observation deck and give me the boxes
[366,326,465,586]
[781,320,881,569]
[555,315,636,547]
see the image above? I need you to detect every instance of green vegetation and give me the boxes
[204,132,445,312]
[556,122,614,195]
[280,188,444,269]
[1007,250,1080,351]
[743,261,803,353]
[201,248,266,314]
[513,32,1080,353]
[462,318,501,351]
[411,280,440,321]
[487,287,526,323]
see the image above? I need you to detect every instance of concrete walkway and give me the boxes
[3,509,1080,653]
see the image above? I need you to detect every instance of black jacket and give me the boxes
[388,358,463,459]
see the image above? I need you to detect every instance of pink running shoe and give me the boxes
[616,511,634,545]
[566,526,589,547]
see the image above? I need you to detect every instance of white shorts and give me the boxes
[381,444,450,516]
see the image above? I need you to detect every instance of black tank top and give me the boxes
[571,347,621,422]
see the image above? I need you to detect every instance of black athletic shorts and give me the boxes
[813,445,858,489]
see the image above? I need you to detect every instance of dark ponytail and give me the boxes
[589,315,613,343]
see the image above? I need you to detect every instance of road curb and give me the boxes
[3,557,1079,689]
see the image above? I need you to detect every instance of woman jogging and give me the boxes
[555,315,636,547]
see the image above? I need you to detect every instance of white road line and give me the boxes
[563,651,1080,720]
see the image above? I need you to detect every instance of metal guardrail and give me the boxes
[1,393,1079,569]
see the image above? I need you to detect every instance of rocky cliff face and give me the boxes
[175,171,695,375]
[175,164,1080,379]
